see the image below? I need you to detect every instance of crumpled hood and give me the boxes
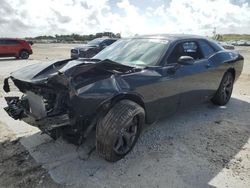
[10,59,135,83]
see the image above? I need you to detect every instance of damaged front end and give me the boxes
[4,77,70,134]
[3,59,135,143]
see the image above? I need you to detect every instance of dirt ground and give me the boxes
[0,44,249,188]
[0,123,61,188]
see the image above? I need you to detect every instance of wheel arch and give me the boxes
[96,93,146,121]
[226,67,236,80]
[19,49,29,55]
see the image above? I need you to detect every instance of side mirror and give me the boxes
[178,56,195,65]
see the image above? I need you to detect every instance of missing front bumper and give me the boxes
[4,96,70,132]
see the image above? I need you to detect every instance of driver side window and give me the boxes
[167,41,204,64]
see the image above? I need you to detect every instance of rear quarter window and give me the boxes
[199,40,215,58]
[208,39,224,51]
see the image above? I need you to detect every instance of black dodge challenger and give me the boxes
[3,34,244,162]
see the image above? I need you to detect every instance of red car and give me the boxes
[0,38,33,59]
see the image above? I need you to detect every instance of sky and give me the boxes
[0,0,250,37]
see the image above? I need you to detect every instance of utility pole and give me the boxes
[213,27,216,38]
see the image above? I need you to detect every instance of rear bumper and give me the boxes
[4,96,70,131]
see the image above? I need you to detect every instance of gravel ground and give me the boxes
[0,44,249,188]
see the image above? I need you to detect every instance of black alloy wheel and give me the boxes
[113,116,139,155]
[212,71,234,106]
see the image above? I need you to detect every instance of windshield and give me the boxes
[87,38,104,46]
[93,38,169,66]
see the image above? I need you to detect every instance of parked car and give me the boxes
[0,38,33,59]
[218,42,235,50]
[3,34,244,162]
[70,37,118,58]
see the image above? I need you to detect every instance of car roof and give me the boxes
[128,34,224,52]
[130,34,207,41]
[0,38,24,41]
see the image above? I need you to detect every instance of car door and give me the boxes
[6,40,20,56]
[0,39,16,56]
[164,40,217,109]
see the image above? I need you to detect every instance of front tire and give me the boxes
[96,100,145,162]
[19,50,29,59]
[212,71,234,106]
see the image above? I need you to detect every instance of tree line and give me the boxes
[26,32,121,42]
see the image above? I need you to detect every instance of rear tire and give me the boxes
[19,50,29,59]
[96,100,145,162]
[211,72,234,106]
